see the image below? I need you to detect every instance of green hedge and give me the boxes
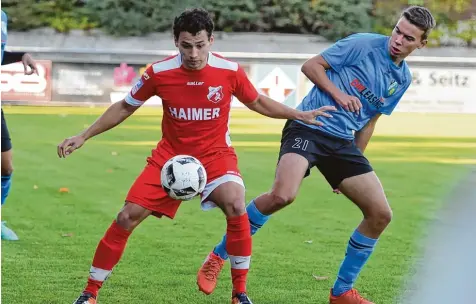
[2,0,474,45]
[2,0,97,32]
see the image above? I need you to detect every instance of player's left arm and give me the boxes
[246,94,335,125]
[354,113,381,153]
[233,66,335,125]
[355,70,412,153]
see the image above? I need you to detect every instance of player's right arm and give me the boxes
[302,56,361,112]
[302,35,366,112]
[57,67,156,158]
[57,100,138,158]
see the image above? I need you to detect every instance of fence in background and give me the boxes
[2,47,476,114]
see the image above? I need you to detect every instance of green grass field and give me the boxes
[1,107,475,304]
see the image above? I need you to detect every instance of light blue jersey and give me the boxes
[1,10,7,64]
[296,33,412,140]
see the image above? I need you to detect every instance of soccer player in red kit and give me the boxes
[58,8,335,304]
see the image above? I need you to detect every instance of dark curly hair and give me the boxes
[402,6,436,40]
[173,8,214,41]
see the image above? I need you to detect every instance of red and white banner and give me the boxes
[1,60,52,102]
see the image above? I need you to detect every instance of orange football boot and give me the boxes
[329,288,374,304]
[197,251,225,295]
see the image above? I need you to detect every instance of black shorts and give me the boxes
[278,120,373,189]
[1,109,12,152]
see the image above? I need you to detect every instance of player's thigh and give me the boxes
[1,110,13,175]
[316,137,373,190]
[116,202,153,231]
[200,153,246,217]
[208,181,246,217]
[338,171,391,219]
[272,153,309,201]
[322,141,389,216]
[1,150,13,176]
[126,157,182,221]
[274,120,317,200]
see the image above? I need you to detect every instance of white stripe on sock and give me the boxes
[229,255,251,270]
[89,266,112,281]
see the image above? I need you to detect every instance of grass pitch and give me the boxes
[2,106,475,303]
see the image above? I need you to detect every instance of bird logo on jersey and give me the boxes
[207,86,223,103]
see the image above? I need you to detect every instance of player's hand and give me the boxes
[21,53,39,75]
[334,92,362,113]
[57,135,86,158]
[297,105,336,126]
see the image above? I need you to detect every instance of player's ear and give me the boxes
[209,34,214,45]
[418,39,427,49]
[174,38,179,48]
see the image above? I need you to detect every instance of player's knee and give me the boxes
[1,163,13,176]
[368,207,393,231]
[269,190,296,209]
[116,207,145,231]
[223,196,246,217]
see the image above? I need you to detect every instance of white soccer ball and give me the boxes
[161,155,207,201]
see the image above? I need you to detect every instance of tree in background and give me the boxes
[373,0,475,47]
[2,0,97,32]
[2,0,474,46]
[84,0,372,41]
[312,0,373,40]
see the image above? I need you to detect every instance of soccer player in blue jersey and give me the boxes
[197,6,435,304]
[1,9,38,241]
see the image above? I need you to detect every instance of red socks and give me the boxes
[84,221,131,297]
[226,213,252,294]
[84,215,252,297]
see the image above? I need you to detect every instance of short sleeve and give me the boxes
[1,10,8,44]
[233,65,259,104]
[125,65,156,106]
[321,34,369,73]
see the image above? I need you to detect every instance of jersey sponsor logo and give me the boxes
[207,85,223,103]
[350,78,384,110]
[168,107,220,120]
[131,79,143,95]
[187,81,204,86]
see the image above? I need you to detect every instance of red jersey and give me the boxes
[125,52,259,158]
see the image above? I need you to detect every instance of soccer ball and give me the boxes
[161,155,207,201]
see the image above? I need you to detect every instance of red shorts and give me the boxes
[125,149,244,219]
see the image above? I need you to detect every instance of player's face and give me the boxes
[389,17,427,63]
[175,30,214,70]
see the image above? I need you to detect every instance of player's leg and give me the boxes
[1,109,18,241]
[212,121,313,259]
[316,142,385,304]
[206,179,253,302]
[212,152,309,258]
[1,150,14,205]
[329,171,389,304]
[75,202,152,304]
[198,121,313,295]
[74,158,181,304]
